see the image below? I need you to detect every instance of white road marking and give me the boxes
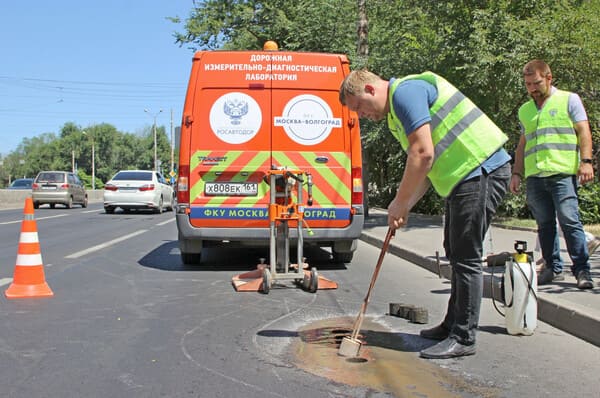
[157,218,175,226]
[0,213,69,225]
[65,230,148,259]
[0,277,13,287]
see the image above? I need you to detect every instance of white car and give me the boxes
[103,170,175,214]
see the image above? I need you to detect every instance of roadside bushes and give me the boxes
[367,174,599,225]
[578,182,600,224]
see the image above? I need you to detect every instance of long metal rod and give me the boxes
[350,228,395,340]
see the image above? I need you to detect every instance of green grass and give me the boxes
[495,217,600,237]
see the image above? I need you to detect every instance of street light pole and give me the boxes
[144,108,163,171]
[82,131,95,190]
[170,108,174,175]
[91,136,95,190]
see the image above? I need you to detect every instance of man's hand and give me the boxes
[578,163,594,185]
[574,120,594,184]
[387,197,409,230]
[509,174,522,194]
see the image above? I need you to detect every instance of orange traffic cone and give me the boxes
[5,197,54,299]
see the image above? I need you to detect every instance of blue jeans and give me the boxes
[441,162,510,345]
[526,175,590,276]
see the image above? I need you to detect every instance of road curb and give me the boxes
[360,230,600,348]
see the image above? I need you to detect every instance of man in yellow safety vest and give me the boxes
[510,59,594,290]
[340,69,511,359]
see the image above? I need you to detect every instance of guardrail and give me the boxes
[0,190,104,209]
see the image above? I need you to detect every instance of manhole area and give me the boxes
[298,327,360,348]
[291,317,501,398]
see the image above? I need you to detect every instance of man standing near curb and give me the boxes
[510,59,594,290]
[339,70,511,359]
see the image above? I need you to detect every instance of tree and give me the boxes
[1,121,174,189]
[171,1,598,220]
[171,0,357,53]
[18,133,63,177]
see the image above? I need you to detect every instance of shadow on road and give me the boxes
[138,241,349,272]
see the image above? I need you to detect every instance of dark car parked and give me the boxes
[8,178,34,190]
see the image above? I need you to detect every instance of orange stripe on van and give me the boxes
[297,151,351,204]
[201,152,271,206]
[272,151,351,208]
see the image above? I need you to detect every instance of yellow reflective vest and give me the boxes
[387,72,507,197]
[518,90,578,178]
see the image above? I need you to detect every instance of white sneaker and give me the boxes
[587,237,600,255]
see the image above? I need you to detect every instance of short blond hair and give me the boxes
[523,59,551,77]
[339,69,381,105]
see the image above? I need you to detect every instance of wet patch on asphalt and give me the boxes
[290,317,499,398]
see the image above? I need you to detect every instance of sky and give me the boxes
[0,0,198,156]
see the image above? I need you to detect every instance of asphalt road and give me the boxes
[0,204,599,397]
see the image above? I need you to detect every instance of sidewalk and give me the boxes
[360,208,600,347]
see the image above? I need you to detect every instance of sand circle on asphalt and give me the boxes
[290,316,499,398]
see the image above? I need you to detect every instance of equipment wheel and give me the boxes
[262,268,272,294]
[308,267,319,293]
[302,272,310,290]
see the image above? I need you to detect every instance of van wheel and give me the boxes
[66,197,73,209]
[332,251,354,263]
[181,252,201,265]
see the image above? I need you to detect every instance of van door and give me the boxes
[187,51,273,229]
[270,53,352,229]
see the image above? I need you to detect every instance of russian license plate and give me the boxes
[205,182,258,196]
